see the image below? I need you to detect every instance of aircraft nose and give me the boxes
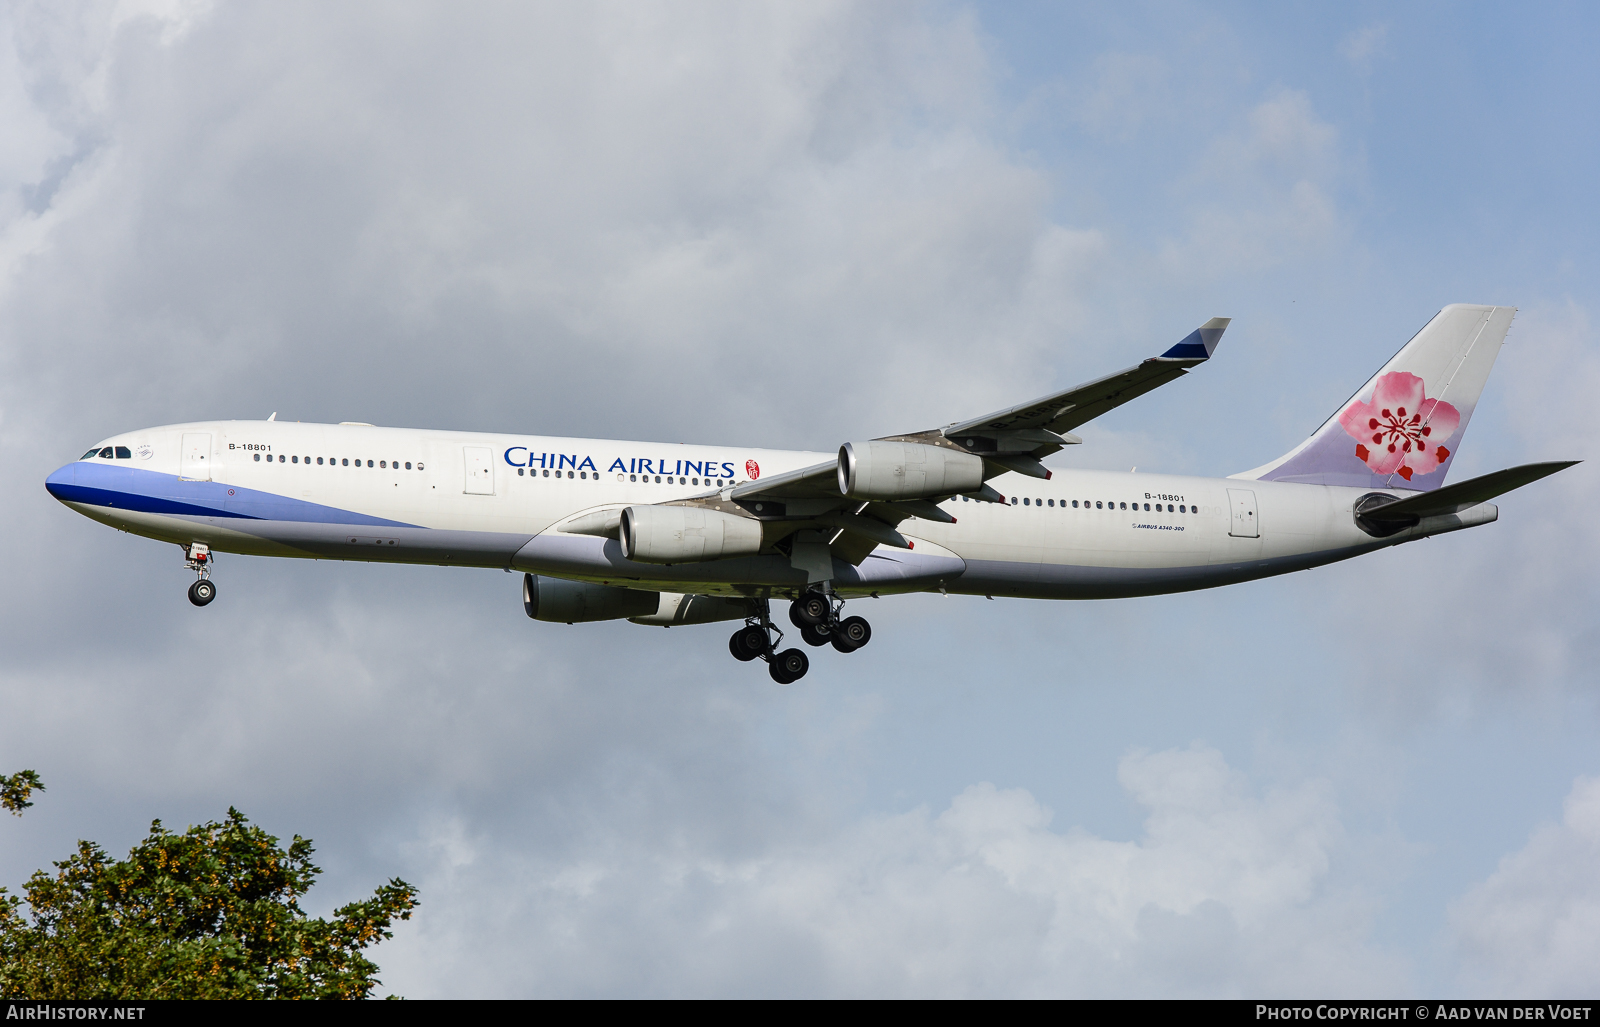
[44,463,79,501]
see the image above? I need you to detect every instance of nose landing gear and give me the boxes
[185,543,216,607]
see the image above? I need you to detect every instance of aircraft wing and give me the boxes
[670,317,1231,563]
[727,459,840,503]
[942,317,1231,438]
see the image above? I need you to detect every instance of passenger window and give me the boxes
[1047,499,1054,507]
[1023,498,1029,506]
[654,475,661,483]
[292,455,299,464]
[279,454,285,463]
[517,468,524,476]
[417,462,425,470]
[380,461,387,468]
[254,453,261,462]
[1180,505,1186,513]
[406,462,412,470]
[1095,501,1102,509]
[316,457,323,465]
[692,478,699,486]
[542,469,548,477]
[580,471,586,479]
[367,460,374,467]
[630,474,637,482]
[341,458,348,466]
[1011,497,1018,505]
[1071,500,1078,508]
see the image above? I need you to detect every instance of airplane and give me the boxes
[45,304,1576,683]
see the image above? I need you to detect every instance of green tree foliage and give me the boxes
[0,808,417,999]
[1,771,43,815]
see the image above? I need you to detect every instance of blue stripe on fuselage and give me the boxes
[44,462,420,528]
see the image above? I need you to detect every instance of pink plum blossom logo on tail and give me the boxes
[1336,372,1460,481]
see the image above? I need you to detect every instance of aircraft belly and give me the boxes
[951,541,1380,599]
[63,502,528,568]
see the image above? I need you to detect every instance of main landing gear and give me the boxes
[788,589,871,655]
[185,543,216,607]
[726,589,873,684]
[728,601,810,684]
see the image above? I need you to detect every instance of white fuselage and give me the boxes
[48,420,1491,603]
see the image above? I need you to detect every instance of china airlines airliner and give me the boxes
[46,305,1574,682]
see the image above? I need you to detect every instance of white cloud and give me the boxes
[1449,776,1600,996]
[1160,90,1347,278]
[380,745,1402,997]
[1072,52,1170,141]
[1339,24,1389,69]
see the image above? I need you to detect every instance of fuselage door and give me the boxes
[180,433,212,481]
[1227,488,1259,538]
[463,446,494,495]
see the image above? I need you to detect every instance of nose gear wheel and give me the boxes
[183,543,216,607]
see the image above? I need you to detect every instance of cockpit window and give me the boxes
[115,446,132,459]
[98,447,114,458]
[82,448,101,460]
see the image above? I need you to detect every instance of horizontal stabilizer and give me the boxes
[1360,461,1578,523]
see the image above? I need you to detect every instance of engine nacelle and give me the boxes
[837,441,984,501]
[619,505,764,564]
[523,573,659,623]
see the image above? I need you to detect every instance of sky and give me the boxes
[1,0,1597,998]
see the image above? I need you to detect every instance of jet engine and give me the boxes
[619,505,764,564]
[837,441,984,501]
[523,573,659,623]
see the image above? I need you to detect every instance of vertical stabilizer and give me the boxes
[1234,304,1515,491]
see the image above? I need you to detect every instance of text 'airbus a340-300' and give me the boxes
[47,305,1576,683]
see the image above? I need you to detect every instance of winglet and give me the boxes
[1160,317,1230,361]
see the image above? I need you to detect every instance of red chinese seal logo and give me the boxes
[746,459,760,480]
